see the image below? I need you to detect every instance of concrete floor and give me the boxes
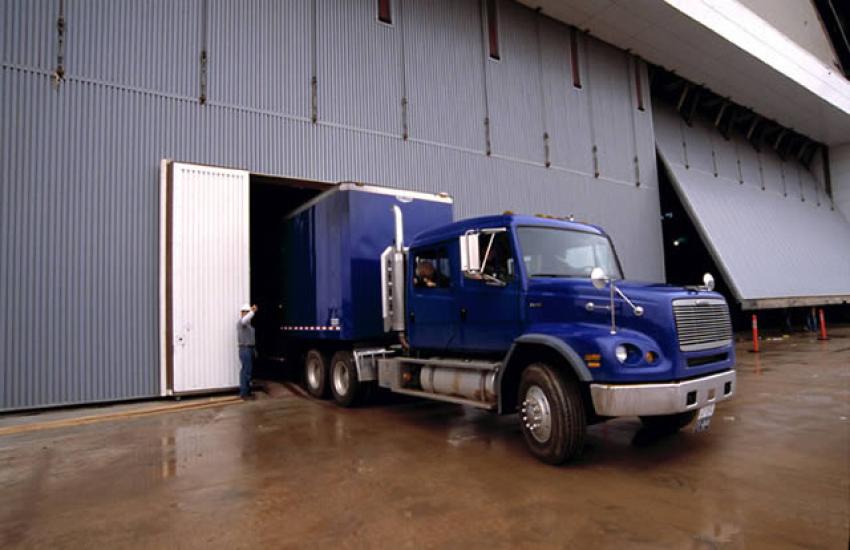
[1,330,848,549]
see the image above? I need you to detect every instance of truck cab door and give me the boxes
[457,231,523,353]
[406,246,460,352]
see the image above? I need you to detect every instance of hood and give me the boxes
[524,277,729,371]
[526,277,722,305]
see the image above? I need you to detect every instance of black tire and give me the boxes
[304,349,329,399]
[639,411,698,433]
[518,363,586,465]
[329,350,361,407]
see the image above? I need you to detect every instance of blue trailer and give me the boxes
[281,183,452,342]
[281,183,736,464]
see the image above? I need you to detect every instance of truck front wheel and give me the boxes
[518,363,586,465]
[330,350,363,407]
[304,349,329,398]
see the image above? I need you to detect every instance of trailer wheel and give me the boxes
[518,363,586,465]
[330,350,362,407]
[304,349,329,398]
[639,411,697,433]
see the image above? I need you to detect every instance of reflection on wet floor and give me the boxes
[0,328,848,548]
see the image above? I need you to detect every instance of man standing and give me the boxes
[237,304,258,400]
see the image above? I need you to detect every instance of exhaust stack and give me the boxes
[381,205,407,332]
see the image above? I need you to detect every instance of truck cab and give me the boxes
[285,185,735,465]
[384,214,735,463]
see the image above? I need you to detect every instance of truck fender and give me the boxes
[497,334,592,414]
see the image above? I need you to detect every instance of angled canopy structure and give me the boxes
[654,105,850,310]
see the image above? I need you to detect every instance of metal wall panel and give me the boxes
[831,144,850,222]
[711,128,739,182]
[655,104,850,305]
[632,59,657,189]
[403,0,487,151]
[586,39,635,185]
[734,134,762,190]
[1,0,57,71]
[680,114,714,175]
[486,0,545,163]
[758,146,786,197]
[65,0,201,98]
[207,0,311,118]
[316,0,404,135]
[1,0,664,411]
[799,165,820,205]
[1,71,162,410]
[538,17,593,175]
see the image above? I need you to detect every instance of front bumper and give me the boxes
[589,370,736,416]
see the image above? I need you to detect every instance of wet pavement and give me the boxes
[1,329,848,548]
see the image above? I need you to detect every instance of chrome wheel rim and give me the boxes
[306,358,322,390]
[522,385,552,443]
[333,361,350,396]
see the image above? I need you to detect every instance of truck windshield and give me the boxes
[517,226,623,280]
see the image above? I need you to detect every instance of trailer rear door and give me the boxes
[161,161,250,395]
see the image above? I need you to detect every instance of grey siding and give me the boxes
[1,70,161,408]
[2,0,57,71]
[208,0,312,118]
[486,0,545,163]
[538,17,593,174]
[655,105,850,305]
[318,0,403,134]
[587,39,637,185]
[403,0,487,151]
[65,0,202,98]
[1,0,662,411]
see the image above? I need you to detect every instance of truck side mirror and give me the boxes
[459,232,481,276]
[591,267,608,290]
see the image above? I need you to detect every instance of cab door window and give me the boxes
[413,248,452,289]
[477,231,515,284]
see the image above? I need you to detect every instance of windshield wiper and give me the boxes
[531,273,567,278]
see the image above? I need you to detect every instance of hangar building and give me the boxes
[2,0,849,410]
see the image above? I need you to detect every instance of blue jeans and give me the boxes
[239,347,254,397]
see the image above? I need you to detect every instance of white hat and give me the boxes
[240,304,251,311]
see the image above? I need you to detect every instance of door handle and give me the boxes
[460,307,468,321]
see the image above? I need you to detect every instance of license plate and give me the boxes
[694,403,715,432]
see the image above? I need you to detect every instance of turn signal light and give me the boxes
[645,351,657,363]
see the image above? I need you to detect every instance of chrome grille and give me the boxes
[672,298,733,352]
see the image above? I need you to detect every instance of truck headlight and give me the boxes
[615,345,628,363]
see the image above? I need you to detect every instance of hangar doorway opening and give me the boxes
[657,158,743,328]
[250,175,328,362]
[161,161,330,396]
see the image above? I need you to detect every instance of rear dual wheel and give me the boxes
[518,363,587,465]
[330,350,371,407]
[304,349,329,398]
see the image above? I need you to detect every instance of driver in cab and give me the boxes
[415,260,438,288]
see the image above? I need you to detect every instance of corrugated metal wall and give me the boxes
[1,0,661,411]
[655,105,850,305]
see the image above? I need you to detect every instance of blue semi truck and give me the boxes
[281,183,736,464]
